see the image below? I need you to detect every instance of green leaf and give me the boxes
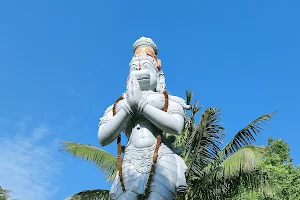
[185,90,193,106]
[61,142,118,181]
[218,112,275,162]
[220,147,266,177]
[65,189,111,200]
[185,107,225,179]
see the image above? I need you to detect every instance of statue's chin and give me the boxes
[138,79,152,91]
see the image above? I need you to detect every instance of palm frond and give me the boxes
[220,147,266,177]
[188,146,270,199]
[185,90,193,106]
[218,112,275,162]
[185,108,225,179]
[187,167,268,200]
[61,142,118,181]
[65,189,111,200]
[173,94,203,150]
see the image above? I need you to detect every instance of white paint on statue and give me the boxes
[98,37,189,200]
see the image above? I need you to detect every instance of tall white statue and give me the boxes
[98,37,189,200]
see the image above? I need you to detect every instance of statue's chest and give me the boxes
[115,92,165,113]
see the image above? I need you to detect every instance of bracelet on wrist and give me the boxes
[122,102,134,115]
[138,99,148,112]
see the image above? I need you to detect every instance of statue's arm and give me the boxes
[140,100,185,135]
[98,101,133,146]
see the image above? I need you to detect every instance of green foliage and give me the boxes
[174,92,274,199]
[266,138,292,165]
[262,138,300,200]
[184,147,270,200]
[0,186,10,200]
[65,189,111,200]
[229,138,300,200]
[61,142,118,181]
[218,112,275,163]
[221,147,262,176]
[228,189,265,200]
[184,107,224,179]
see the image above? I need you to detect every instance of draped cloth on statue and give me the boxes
[109,143,187,199]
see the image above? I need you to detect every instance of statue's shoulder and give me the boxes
[168,95,188,109]
[167,94,191,118]
[99,104,114,127]
[167,95,188,118]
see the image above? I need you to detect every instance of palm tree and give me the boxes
[62,91,274,200]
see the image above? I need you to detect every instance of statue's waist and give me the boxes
[123,143,174,174]
[124,143,172,157]
[125,143,155,154]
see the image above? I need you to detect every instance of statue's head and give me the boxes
[129,37,166,92]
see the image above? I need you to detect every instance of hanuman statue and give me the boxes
[98,37,189,200]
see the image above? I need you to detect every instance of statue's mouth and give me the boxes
[137,75,150,81]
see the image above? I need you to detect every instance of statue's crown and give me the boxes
[133,36,158,55]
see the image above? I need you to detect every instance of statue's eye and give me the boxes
[142,63,150,69]
[146,53,154,58]
[130,64,139,72]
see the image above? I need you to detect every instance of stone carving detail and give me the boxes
[98,37,188,200]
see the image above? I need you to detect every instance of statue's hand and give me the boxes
[126,74,142,109]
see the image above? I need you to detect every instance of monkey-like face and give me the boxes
[129,54,158,91]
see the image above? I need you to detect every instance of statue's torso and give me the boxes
[101,91,188,199]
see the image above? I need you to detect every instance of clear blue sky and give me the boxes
[0,1,299,199]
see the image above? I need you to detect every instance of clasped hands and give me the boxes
[123,74,148,115]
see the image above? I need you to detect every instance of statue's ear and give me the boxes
[157,59,162,70]
[157,71,165,84]
[156,70,166,92]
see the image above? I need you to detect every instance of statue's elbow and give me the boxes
[174,124,184,135]
[169,127,182,135]
[174,129,182,135]
[169,115,184,135]
[98,135,109,147]
[98,127,109,146]
[100,141,108,147]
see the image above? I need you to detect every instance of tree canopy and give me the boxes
[229,138,300,200]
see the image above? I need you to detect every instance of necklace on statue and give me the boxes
[112,90,169,199]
